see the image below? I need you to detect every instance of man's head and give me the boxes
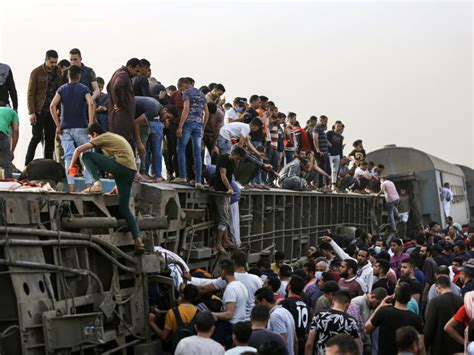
[308,246,317,257]
[390,238,403,255]
[274,251,286,268]
[218,259,235,281]
[254,287,275,309]
[97,77,105,92]
[332,290,352,311]
[394,282,412,305]
[368,287,388,309]
[44,50,59,70]
[177,77,193,91]
[333,121,344,134]
[279,264,293,280]
[434,275,451,294]
[249,95,261,109]
[374,258,390,277]
[444,182,450,188]
[69,48,82,67]
[159,105,179,122]
[396,326,423,355]
[429,221,441,233]
[288,275,305,296]
[231,250,247,269]
[400,258,416,278]
[58,59,70,74]
[229,146,246,163]
[249,118,263,133]
[87,122,105,139]
[357,248,369,266]
[419,245,432,259]
[211,83,225,98]
[454,240,466,255]
[125,58,141,77]
[319,242,334,259]
[316,261,329,273]
[304,261,316,279]
[340,259,358,279]
[264,276,281,294]
[138,58,151,77]
[181,284,199,304]
[194,311,216,335]
[251,304,269,326]
[67,65,82,83]
[451,257,464,273]
[232,322,252,346]
[288,112,297,125]
[319,115,328,127]
[259,95,269,109]
[352,139,363,150]
[325,333,360,355]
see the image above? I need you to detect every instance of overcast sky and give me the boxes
[1,0,472,168]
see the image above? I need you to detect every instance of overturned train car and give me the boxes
[367,145,471,229]
[0,183,381,354]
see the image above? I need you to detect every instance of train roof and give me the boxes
[366,145,465,177]
[457,164,474,181]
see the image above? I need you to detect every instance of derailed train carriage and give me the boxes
[366,145,471,230]
[0,182,381,354]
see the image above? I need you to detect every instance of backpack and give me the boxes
[171,307,198,351]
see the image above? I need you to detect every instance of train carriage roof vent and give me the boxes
[384,144,397,148]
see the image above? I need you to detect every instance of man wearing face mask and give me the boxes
[224,97,246,123]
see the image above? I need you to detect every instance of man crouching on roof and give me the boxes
[69,122,145,253]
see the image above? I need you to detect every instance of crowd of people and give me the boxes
[151,217,474,355]
[0,49,397,252]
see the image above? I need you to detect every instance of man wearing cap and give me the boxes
[459,259,474,296]
[224,97,246,123]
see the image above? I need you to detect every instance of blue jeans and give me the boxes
[266,149,279,185]
[177,121,202,183]
[285,150,295,164]
[217,135,232,155]
[387,199,400,231]
[148,120,163,178]
[249,141,262,184]
[60,128,92,186]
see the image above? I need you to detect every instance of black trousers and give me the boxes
[25,111,56,166]
[165,122,179,177]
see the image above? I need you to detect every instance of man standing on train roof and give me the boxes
[107,58,141,145]
[66,48,100,100]
[441,182,453,219]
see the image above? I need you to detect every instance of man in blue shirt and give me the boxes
[50,65,95,192]
[312,115,329,188]
[175,78,209,188]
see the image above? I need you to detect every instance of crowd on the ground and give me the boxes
[151,216,474,355]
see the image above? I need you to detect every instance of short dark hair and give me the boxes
[249,95,260,103]
[435,265,450,275]
[435,275,451,289]
[333,290,351,305]
[219,259,235,276]
[69,48,82,57]
[214,83,225,92]
[96,77,105,85]
[195,311,215,332]
[251,304,269,322]
[390,238,403,246]
[321,271,335,282]
[58,59,70,68]
[68,65,82,80]
[167,85,177,91]
[87,122,104,135]
[162,105,179,119]
[257,340,286,355]
[233,322,252,343]
[375,258,390,274]
[139,58,151,67]
[371,287,388,300]
[199,86,210,95]
[231,146,246,158]
[266,276,281,293]
[279,264,293,278]
[274,251,286,261]
[45,50,59,59]
[255,287,275,304]
[208,83,217,91]
[231,250,247,268]
[288,112,297,118]
[250,118,263,128]
[353,139,363,147]
[344,259,358,274]
[126,58,140,68]
[325,333,359,355]
[177,77,191,87]
[304,262,316,274]
[182,284,198,304]
[394,282,412,304]
[415,233,426,246]
[259,95,268,102]
[401,258,416,269]
[288,275,305,295]
[396,326,420,352]
[319,242,332,251]
[277,112,286,120]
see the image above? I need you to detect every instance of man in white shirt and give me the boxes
[224,97,246,123]
[213,259,249,348]
[441,182,453,219]
[175,311,225,355]
[255,287,297,355]
[217,120,264,156]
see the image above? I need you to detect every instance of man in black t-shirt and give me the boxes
[214,147,246,252]
[400,258,423,305]
[281,275,309,355]
[365,282,423,355]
